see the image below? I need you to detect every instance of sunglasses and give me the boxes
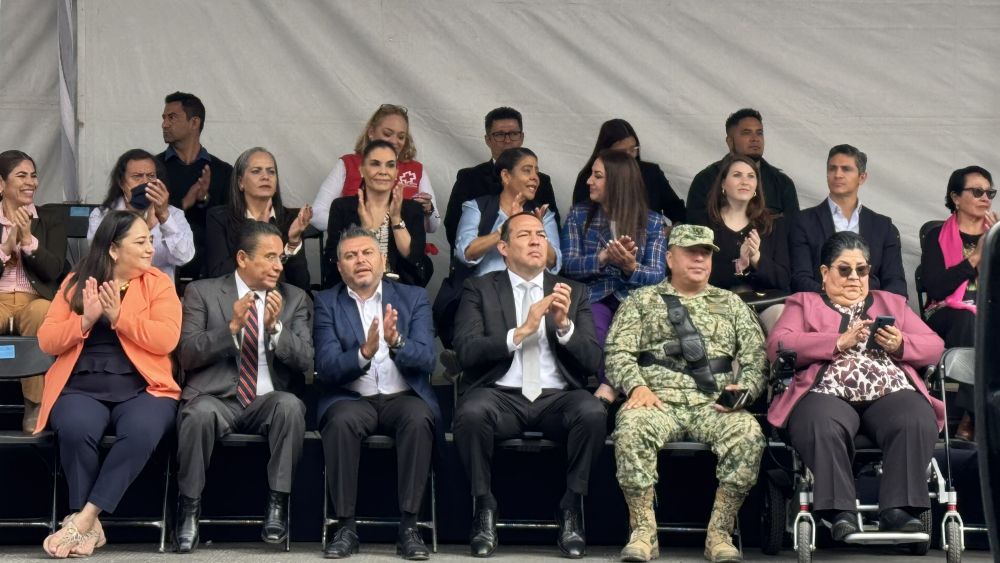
[833,264,871,278]
[378,103,408,115]
[963,187,997,200]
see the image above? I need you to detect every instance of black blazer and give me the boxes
[453,270,601,392]
[789,200,907,297]
[203,205,311,294]
[0,205,67,300]
[444,160,561,247]
[323,196,432,289]
[571,159,686,224]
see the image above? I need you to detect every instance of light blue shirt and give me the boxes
[454,199,562,276]
[827,197,861,234]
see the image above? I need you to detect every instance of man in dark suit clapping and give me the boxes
[453,212,606,559]
[314,226,441,560]
[174,221,314,553]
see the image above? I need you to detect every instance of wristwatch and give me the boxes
[389,334,405,351]
[391,220,407,231]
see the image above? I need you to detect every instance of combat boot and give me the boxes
[620,488,658,562]
[704,486,743,562]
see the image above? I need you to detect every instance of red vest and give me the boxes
[340,153,424,199]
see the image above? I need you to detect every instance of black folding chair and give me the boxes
[0,336,57,533]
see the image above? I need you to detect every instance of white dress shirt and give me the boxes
[233,271,283,397]
[344,281,411,396]
[495,270,575,391]
[827,197,861,234]
[88,200,195,280]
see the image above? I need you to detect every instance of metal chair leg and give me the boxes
[157,452,171,553]
[284,493,291,552]
[321,467,329,545]
[430,469,437,553]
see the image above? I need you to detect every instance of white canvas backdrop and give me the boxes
[7,0,1000,299]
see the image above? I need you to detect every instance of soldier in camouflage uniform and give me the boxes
[605,224,766,563]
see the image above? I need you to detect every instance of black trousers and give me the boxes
[787,390,938,512]
[49,392,176,513]
[927,307,976,413]
[176,391,306,498]
[320,392,434,518]
[453,386,607,498]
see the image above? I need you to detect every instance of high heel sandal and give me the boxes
[43,514,84,559]
[70,518,106,557]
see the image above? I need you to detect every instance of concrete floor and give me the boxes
[0,543,993,562]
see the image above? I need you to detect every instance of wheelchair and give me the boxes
[758,346,966,563]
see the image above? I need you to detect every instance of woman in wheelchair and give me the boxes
[766,232,945,541]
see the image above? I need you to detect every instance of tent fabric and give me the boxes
[4,1,1000,299]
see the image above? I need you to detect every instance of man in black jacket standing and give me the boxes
[686,108,799,226]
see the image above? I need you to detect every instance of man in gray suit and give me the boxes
[174,221,314,553]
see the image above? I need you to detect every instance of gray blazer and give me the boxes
[178,273,314,402]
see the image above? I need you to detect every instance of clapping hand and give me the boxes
[81,277,103,332]
[263,291,283,332]
[360,315,380,360]
[382,304,399,347]
[229,292,257,336]
[739,229,761,268]
[143,179,171,228]
[288,205,312,246]
[181,165,212,210]
[97,280,123,324]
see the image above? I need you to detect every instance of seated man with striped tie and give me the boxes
[174,221,314,553]
[452,211,606,558]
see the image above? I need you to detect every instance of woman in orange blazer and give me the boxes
[36,210,181,558]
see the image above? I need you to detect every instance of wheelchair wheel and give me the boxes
[760,479,785,555]
[907,508,932,555]
[945,520,962,563]
[796,519,813,563]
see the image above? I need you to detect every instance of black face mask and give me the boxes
[128,184,151,210]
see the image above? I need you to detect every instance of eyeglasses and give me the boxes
[378,103,407,116]
[254,253,288,265]
[833,264,871,278]
[128,173,157,183]
[963,187,997,200]
[489,130,524,142]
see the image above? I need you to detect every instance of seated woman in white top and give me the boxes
[311,103,441,234]
[89,149,194,281]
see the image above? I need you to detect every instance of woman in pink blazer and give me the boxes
[766,231,944,542]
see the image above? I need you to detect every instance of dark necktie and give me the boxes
[237,294,260,408]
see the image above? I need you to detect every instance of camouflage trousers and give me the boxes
[613,401,764,494]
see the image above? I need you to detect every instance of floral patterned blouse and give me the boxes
[811,301,913,402]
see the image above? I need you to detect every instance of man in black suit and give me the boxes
[313,226,441,560]
[174,221,314,553]
[444,107,560,247]
[452,212,605,558]
[790,144,908,297]
[686,108,799,226]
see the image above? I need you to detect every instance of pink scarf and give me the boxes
[935,214,977,314]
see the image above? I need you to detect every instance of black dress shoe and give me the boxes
[556,508,586,558]
[879,508,923,533]
[175,495,201,554]
[469,507,498,557]
[830,511,860,542]
[261,490,289,543]
[323,527,360,558]
[396,527,430,560]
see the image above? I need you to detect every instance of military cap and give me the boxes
[668,224,719,252]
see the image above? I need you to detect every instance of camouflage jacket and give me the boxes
[605,280,766,405]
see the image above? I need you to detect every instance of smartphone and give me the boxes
[866,315,896,350]
[716,388,751,410]
[129,184,151,210]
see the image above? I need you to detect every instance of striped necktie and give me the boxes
[237,294,260,408]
